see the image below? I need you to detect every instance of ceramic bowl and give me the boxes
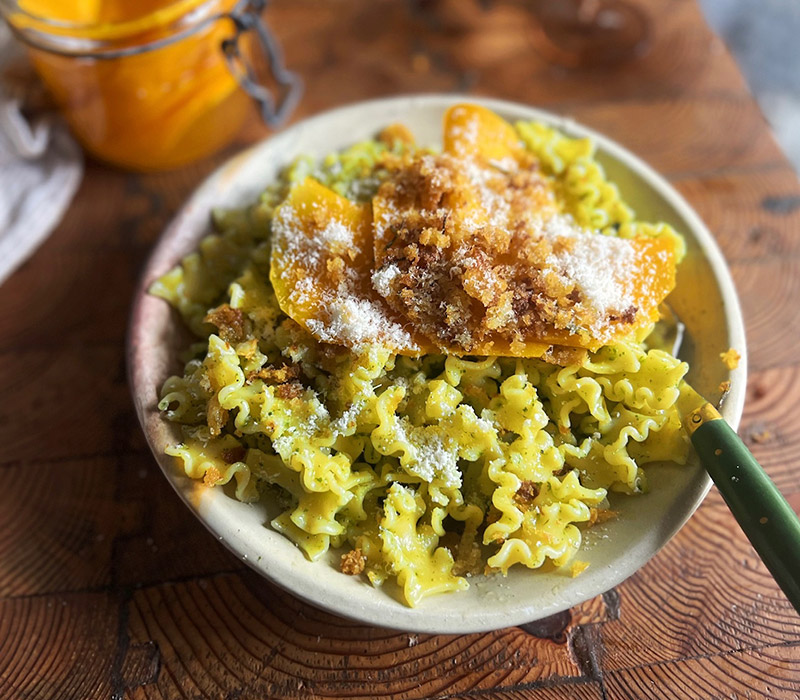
[128,95,747,634]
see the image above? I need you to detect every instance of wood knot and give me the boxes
[518,609,571,644]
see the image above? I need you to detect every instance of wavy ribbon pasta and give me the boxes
[153,109,692,606]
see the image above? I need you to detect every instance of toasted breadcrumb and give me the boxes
[440,527,484,578]
[750,428,773,444]
[246,363,302,385]
[371,150,652,357]
[276,382,304,399]
[452,540,483,577]
[340,548,367,575]
[206,396,227,436]
[485,506,502,525]
[203,466,222,486]
[236,338,259,359]
[373,153,575,352]
[570,561,590,577]
[246,364,305,400]
[514,480,539,511]
[588,508,618,526]
[595,509,618,524]
[720,348,741,370]
[204,304,247,344]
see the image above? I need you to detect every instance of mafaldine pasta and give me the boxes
[151,105,693,606]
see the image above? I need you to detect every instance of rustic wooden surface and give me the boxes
[1,0,799,698]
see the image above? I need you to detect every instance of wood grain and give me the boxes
[113,454,246,588]
[742,365,800,496]
[567,95,784,176]
[604,642,800,699]
[0,457,119,597]
[730,257,800,371]
[268,0,753,110]
[1,0,799,698]
[597,492,800,671]
[0,346,138,465]
[122,572,614,699]
[674,165,800,263]
[0,593,118,700]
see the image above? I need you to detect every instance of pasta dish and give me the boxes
[151,104,692,606]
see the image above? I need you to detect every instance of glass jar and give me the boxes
[0,0,301,170]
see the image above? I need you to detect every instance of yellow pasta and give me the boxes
[153,105,692,606]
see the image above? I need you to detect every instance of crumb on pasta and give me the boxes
[720,348,741,370]
[340,548,367,575]
[570,561,590,577]
[204,304,248,344]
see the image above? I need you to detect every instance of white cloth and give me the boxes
[0,23,83,285]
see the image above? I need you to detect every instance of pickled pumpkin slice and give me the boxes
[443,103,525,164]
[270,178,429,354]
[526,232,678,350]
[603,235,678,344]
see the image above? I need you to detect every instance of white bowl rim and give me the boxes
[128,93,747,634]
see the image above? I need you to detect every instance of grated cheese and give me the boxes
[391,417,462,489]
[541,215,637,330]
[306,292,416,351]
[371,263,401,297]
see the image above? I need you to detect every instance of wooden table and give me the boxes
[2,0,799,697]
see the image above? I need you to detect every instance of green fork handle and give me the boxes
[686,403,800,615]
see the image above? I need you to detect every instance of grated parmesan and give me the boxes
[392,417,462,489]
[541,215,637,330]
[306,292,416,352]
[371,263,401,297]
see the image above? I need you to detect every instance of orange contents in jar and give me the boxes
[13,0,253,170]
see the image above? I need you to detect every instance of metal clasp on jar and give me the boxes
[221,0,302,127]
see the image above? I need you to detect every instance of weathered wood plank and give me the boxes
[604,642,800,699]
[595,492,800,673]
[122,572,618,699]
[0,346,144,466]
[36,164,215,254]
[730,257,800,372]
[235,0,781,183]
[1,0,799,698]
[438,685,605,700]
[674,165,800,263]
[0,592,118,700]
[267,0,751,114]
[114,454,245,588]
[741,364,800,497]
[565,94,783,177]
[0,249,143,352]
[0,457,120,597]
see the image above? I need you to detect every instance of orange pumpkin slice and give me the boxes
[601,235,677,345]
[528,232,678,351]
[443,103,525,163]
[270,177,430,354]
